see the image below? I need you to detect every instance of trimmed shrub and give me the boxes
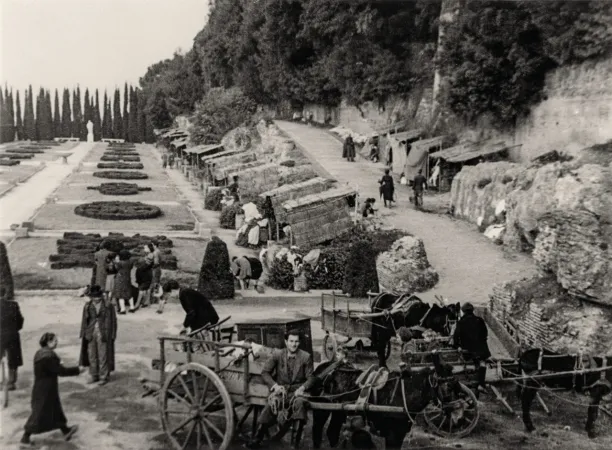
[0,160,20,166]
[6,148,45,154]
[279,160,296,167]
[74,201,162,220]
[93,171,148,180]
[198,236,234,299]
[342,240,379,297]
[2,154,34,159]
[268,257,294,290]
[220,204,241,229]
[0,241,15,301]
[13,146,50,150]
[100,155,141,162]
[97,162,144,170]
[204,188,224,211]
[87,182,152,196]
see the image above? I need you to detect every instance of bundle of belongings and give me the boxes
[220,188,237,208]
[236,202,269,247]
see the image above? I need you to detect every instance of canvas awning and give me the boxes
[162,128,189,139]
[200,149,242,162]
[388,129,422,142]
[429,141,520,163]
[282,185,356,211]
[412,136,445,149]
[184,144,223,155]
[377,120,411,136]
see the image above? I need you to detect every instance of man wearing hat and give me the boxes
[453,303,490,396]
[79,285,117,385]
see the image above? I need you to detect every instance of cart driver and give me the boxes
[247,330,313,449]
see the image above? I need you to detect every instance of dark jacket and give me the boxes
[261,348,313,392]
[453,312,491,360]
[24,348,80,434]
[135,263,153,290]
[413,174,427,192]
[0,300,24,368]
[79,299,117,371]
[180,288,219,331]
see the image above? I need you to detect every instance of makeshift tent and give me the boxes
[259,177,333,223]
[378,129,422,168]
[204,151,258,184]
[227,163,283,203]
[429,141,520,191]
[397,136,445,182]
[214,160,265,183]
[184,144,224,170]
[281,185,357,247]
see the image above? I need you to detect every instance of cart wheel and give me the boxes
[384,341,392,360]
[355,340,364,352]
[423,383,479,438]
[323,334,338,361]
[2,359,8,409]
[160,362,235,450]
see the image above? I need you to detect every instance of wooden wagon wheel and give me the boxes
[2,356,8,408]
[160,363,235,450]
[423,383,479,438]
[323,334,338,361]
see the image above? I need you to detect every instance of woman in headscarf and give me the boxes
[112,249,134,314]
[378,169,395,208]
[20,332,81,447]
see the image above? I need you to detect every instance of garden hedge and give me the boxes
[342,240,379,297]
[198,236,234,299]
[87,182,152,196]
[0,241,14,301]
[0,160,20,166]
[49,232,177,270]
[14,146,50,150]
[74,201,162,220]
[97,162,145,170]
[93,171,148,180]
[100,155,141,162]
[204,188,224,211]
[2,154,34,159]
[220,204,241,229]
[6,148,45,154]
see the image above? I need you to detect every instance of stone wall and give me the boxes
[489,276,612,355]
[450,156,612,306]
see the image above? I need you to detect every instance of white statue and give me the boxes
[87,120,94,143]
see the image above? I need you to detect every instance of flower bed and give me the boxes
[13,145,50,150]
[87,182,152,196]
[97,162,145,170]
[2,154,34,159]
[0,160,20,166]
[48,232,177,270]
[6,148,45,154]
[108,144,136,150]
[100,155,141,162]
[93,171,148,180]
[105,148,138,153]
[74,201,163,220]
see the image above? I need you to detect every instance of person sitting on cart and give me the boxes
[453,303,491,397]
[247,330,313,449]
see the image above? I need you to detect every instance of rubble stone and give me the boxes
[376,236,439,295]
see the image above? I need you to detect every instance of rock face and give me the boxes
[450,157,612,306]
[490,276,612,355]
[376,236,439,295]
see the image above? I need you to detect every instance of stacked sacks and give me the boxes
[376,236,439,295]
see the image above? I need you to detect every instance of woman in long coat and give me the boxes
[93,241,111,295]
[343,136,356,162]
[378,169,395,208]
[112,249,134,314]
[0,295,24,390]
[21,333,80,446]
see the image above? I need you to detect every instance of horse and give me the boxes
[517,348,612,438]
[308,352,470,449]
[370,293,460,367]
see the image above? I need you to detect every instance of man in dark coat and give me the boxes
[79,285,117,385]
[453,302,491,396]
[228,175,240,202]
[159,280,219,333]
[343,136,356,162]
[0,296,24,390]
[21,332,80,446]
[248,330,314,449]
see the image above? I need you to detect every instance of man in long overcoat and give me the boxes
[0,295,24,390]
[453,302,491,396]
[79,285,117,385]
[247,330,314,449]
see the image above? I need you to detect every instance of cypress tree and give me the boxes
[129,86,140,142]
[53,89,61,137]
[93,90,102,141]
[23,86,36,140]
[61,88,72,137]
[35,88,44,140]
[112,88,123,139]
[15,90,23,141]
[44,90,53,139]
[137,89,147,143]
[123,83,129,141]
[5,88,15,142]
[73,87,82,139]
[102,91,111,138]
[0,90,5,143]
[83,88,91,134]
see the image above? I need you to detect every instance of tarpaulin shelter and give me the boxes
[429,141,520,191]
[281,185,357,247]
[259,177,334,223]
[378,129,422,168]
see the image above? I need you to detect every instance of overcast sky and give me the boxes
[0,0,209,103]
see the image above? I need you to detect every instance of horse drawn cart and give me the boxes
[140,322,482,449]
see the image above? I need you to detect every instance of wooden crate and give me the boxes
[236,318,313,362]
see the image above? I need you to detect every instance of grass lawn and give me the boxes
[0,164,43,185]
[54,183,181,202]
[8,236,208,289]
[32,203,196,231]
